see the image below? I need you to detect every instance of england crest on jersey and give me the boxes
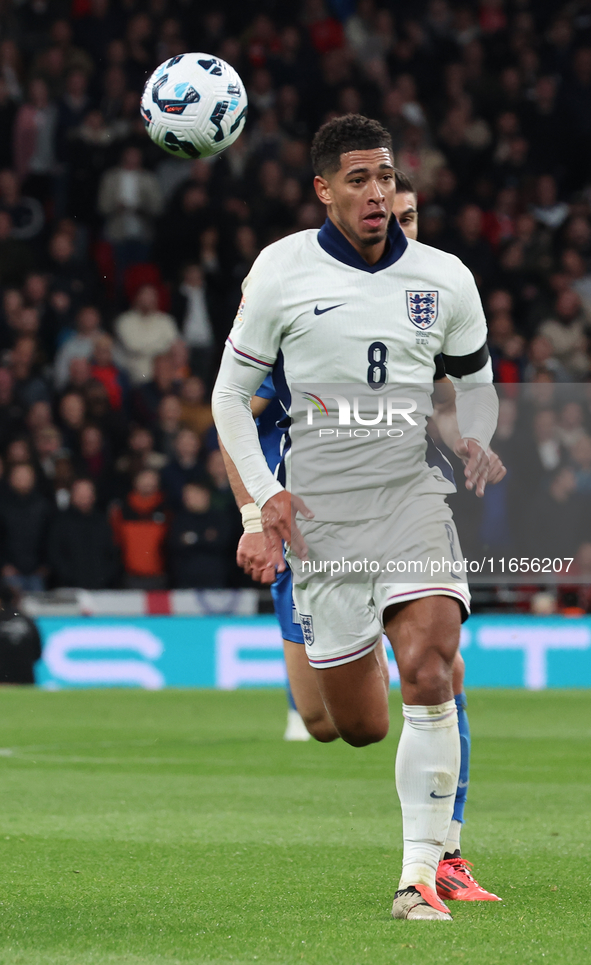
[299,614,315,647]
[406,291,439,330]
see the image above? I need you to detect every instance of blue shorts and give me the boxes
[270,566,304,644]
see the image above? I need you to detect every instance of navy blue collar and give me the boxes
[317,215,408,273]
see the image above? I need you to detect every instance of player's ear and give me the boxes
[314,175,332,207]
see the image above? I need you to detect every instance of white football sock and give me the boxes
[395,700,460,891]
[443,818,462,857]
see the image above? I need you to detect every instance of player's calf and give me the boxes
[312,645,390,748]
[283,639,339,742]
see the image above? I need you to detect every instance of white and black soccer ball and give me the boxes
[141,53,248,160]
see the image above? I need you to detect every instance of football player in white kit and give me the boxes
[213,115,499,921]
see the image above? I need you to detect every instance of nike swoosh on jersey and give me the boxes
[314,303,346,315]
[430,791,455,799]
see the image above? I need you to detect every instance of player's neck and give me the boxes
[327,214,387,266]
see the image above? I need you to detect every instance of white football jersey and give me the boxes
[227,218,488,386]
[224,218,490,519]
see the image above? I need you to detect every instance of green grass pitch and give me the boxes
[0,689,588,965]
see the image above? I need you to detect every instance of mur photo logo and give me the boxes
[301,390,419,439]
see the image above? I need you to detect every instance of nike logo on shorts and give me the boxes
[314,303,346,315]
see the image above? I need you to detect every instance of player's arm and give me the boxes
[213,351,312,568]
[218,396,276,584]
[440,263,500,496]
[431,374,506,491]
[212,252,312,570]
[219,395,271,508]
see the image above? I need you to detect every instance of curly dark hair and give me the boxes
[311,114,393,177]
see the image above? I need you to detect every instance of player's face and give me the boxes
[392,190,418,240]
[314,147,395,261]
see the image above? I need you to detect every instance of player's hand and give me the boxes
[261,490,314,571]
[453,438,490,497]
[236,532,276,584]
[487,448,507,485]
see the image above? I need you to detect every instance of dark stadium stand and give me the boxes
[0,0,588,610]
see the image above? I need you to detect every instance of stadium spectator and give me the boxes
[98,145,163,275]
[132,353,180,427]
[89,334,130,413]
[48,478,119,589]
[0,462,51,592]
[168,482,231,589]
[115,285,178,384]
[57,391,85,454]
[153,394,184,460]
[46,231,98,309]
[557,402,587,450]
[110,468,169,590]
[82,379,128,459]
[447,204,494,287]
[0,367,24,447]
[171,264,216,382]
[0,581,42,684]
[161,427,206,509]
[115,426,167,494]
[0,210,35,287]
[571,434,591,494]
[169,339,191,383]
[537,290,591,378]
[13,78,58,206]
[10,336,50,409]
[33,426,65,494]
[75,424,113,507]
[526,467,588,559]
[179,376,213,442]
[56,69,92,151]
[53,305,104,390]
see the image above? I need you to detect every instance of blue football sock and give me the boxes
[286,684,297,711]
[453,692,470,824]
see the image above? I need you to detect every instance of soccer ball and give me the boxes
[141,53,248,160]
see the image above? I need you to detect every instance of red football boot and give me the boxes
[436,856,501,901]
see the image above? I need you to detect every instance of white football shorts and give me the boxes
[289,491,470,669]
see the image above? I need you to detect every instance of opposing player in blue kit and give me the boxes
[214,115,503,920]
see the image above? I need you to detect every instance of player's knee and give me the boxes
[302,710,339,742]
[339,719,389,747]
[306,719,340,742]
[399,650,453,700]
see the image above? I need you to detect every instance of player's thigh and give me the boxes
[383,595,462,705]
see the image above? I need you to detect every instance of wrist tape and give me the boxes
[241,502,263,534]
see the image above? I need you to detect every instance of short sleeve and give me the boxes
[442,261,488,358]
[226,248,284,372]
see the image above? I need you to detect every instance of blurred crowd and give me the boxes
[445,384,591,611]
[0,0,590,594]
